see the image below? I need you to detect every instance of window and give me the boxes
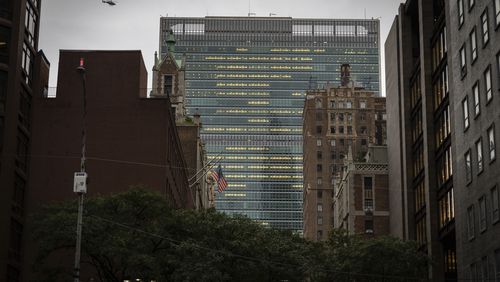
[315,98,322,109]
[458,0,465,26]
[316,139,322,147]
[361,139,367,146]
[438,146,453,187]
[476,139,484,173]
[467,205,475,240]
[492,186,499,223]
[316,164,322,172]
[481,9,489,45]
[479,196,487,231]
[415,181,426,212]
[25,2,37,47]
[347,126,352,134]
[317,190,323,198]
[495,249,500,281]
[365,219,374,234]
[317,216,323,225]
[330,151,336,160]
[468,0,475,9]
[315,112,322,121]
[21,42,34,85]
[317,151,322,160]
[470,28,477,62]
[439,188,455,228]
[416,218,427,247]
[465,150,472,183]
[364,177,373,210]
[346,100,352,108]
[330,112,335,121]
[495,0,500,26]
[317,203,323,212]
[317,230,323,240]
[316,125,322,134]
[463,97,470,130]
[473,83,480,116]
[434,66,449,109]
[484,66,492,103]
[330,100,336,108]
[488,126,496,161]
[9,218,23,262]
[481,257,489,281]
[339,126,344,134]
[436,105,451,148]
[330,139,336,147]
[360,101,366,109]
[460,45,467,77]
[0,26,10,64]
[330,126,336,134]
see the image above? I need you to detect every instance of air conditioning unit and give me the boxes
[73,172,88,194]
[365,229,374,234]
[364,208,373,213]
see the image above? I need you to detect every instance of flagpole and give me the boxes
[188,156,222,189]
[187,151,223,183]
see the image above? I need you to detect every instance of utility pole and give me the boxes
[73,58,88,282]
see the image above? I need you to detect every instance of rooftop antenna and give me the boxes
[248,0,255,16]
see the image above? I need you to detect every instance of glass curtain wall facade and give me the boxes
[160,17,380,231]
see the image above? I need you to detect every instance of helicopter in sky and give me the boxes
[102,0,117,6]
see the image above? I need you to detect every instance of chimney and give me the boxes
[340,63,351,87]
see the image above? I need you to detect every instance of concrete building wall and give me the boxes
[385,14,406,239]
[447,0,500,280]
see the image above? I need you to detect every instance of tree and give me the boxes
[31,187,310,281]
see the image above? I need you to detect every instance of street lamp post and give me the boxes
[73,58,88,282]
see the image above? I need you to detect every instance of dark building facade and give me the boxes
[22,50,194,280]
[387,0,500,280]
[0,0,47,280]
[386,0,455,280]
[448,0,500,280]
[160,16,381,231]
[302,68,386,241]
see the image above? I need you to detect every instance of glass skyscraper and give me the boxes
[160,17,380,232]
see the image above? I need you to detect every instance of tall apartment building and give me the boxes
[387,0,500,280]
[0,0,47,280]
[333,145,390,237]
[159,17,381,231]
[448,0,500,280]
[302,67,386,241]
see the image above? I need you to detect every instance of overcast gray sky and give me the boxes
[40,0,403,95]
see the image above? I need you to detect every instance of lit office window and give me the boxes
[481,9,489,45]
[463,97,470,130]
[473,83,480,116]
[467,205,475,240]
[476,139,483,173]
[458,0,465,26]
[484,66,492,102]
[488,126,496,161]
[470,28,477,62]
[439,188,455,228]
[460,45,467,77]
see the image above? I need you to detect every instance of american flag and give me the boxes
[211,165,228,193]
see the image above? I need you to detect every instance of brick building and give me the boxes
[302,66,386,241]
[0,0,47,280]
[23,50,194,280]
[333,145,390,236]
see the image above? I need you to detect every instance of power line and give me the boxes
[87,214,425,281]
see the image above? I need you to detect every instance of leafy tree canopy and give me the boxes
[32,187,428,282]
